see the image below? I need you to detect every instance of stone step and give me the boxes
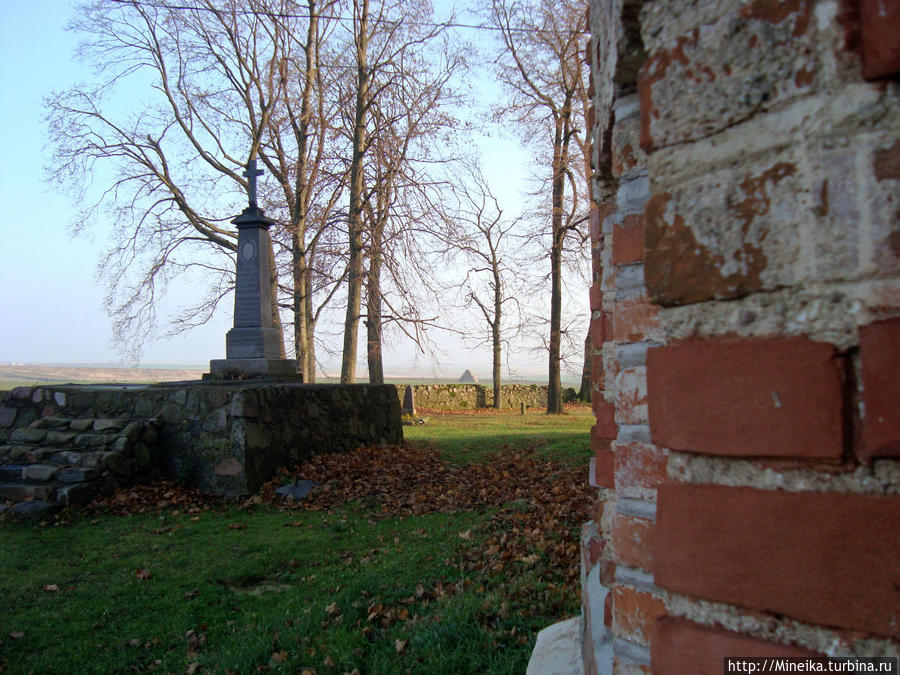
[0,416,161,509]
[0,482,58,502]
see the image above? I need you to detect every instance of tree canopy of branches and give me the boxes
[338,0,465,383]
[46,0,352,368]
[46,0,465,380]
[489,0,590,413]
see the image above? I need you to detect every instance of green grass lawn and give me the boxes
[404,405,594,465]
[0,405,593,674]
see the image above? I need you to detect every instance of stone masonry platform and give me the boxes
[0,381,403,500]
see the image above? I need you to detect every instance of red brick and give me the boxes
[647,337,846,458]
[593,399,617,440]
[655,484,900,638]
[591,202,614,242]
[859,0,900,79]
[592,448,615,488]
[591,311,612,350]
[859,318,900,461]
[650,616,819,675]
[613,214,645,265]
[592,354,605,387]
[612,585,667,645]
[612,514,654,571]
[613,297,661,343]
[589,536,605,566]
[614,442,668,494]
[589,283,604,311]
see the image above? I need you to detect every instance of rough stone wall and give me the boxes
[392,384,553,410]
[583,1,900,673]
[1,383,402,496]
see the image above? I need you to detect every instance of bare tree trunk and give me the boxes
[578,331,592,402]
[305,274,317,382]
[492,265,503,409]
[547,120,567,415]
[341,0,369,384]
[366,236,384,384]
[293,234,310,379]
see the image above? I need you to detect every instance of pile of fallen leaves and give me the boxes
[79,442,593,592]
[87,481,218,516]
[260,443,593,589]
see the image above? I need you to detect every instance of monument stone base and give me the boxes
[207,357,301,380]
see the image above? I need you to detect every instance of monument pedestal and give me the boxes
[206,162,300,381]
[208,357,301,379]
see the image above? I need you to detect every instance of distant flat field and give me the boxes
[0,365,206,389]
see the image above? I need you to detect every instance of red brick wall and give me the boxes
[583,1,900,672]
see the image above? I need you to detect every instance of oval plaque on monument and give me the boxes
[241,241,256,260]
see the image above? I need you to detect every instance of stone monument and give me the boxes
[209,159,299,379]
[401,385,416,416]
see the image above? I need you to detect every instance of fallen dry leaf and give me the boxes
[325,602,340,615]
[134,568,151,580]
[10,631,24,640]
[394,638,408,654]
[44,584,59,593]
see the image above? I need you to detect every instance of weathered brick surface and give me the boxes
[592,446,615,489]
[612,514,654,571]
[612,214,644,265]
[859,0,900,79]
[638,0,849,151]
[647,337,845,458]
[592,311,613,349]
[612,297,661,343]
[612,113,645,178]
[613,442,667,497]
[612,585,667,645]
[655,484,900,637]
[859,318,900,461]
[593,399,618,440]
[614,367,648,425]
[650,617,818,675]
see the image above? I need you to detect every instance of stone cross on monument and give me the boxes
[244,159,263,207]
[208,159,300,379]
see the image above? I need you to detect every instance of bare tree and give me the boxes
[45,0,348,366]
[435,164,525,408]
[490,0,589,413]
[338,0,464,383]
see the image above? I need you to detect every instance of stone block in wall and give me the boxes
[647,337,845,459]
[859,317,900,461]
[650,616,819,675]
[612,111,645,180]
[647,137,900,306]
[655,484,900,638]
[638,0,847,151]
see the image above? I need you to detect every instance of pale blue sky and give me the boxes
[0,0,577,379]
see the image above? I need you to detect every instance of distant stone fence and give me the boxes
[1,382,402,496]
[392,384,577,410]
